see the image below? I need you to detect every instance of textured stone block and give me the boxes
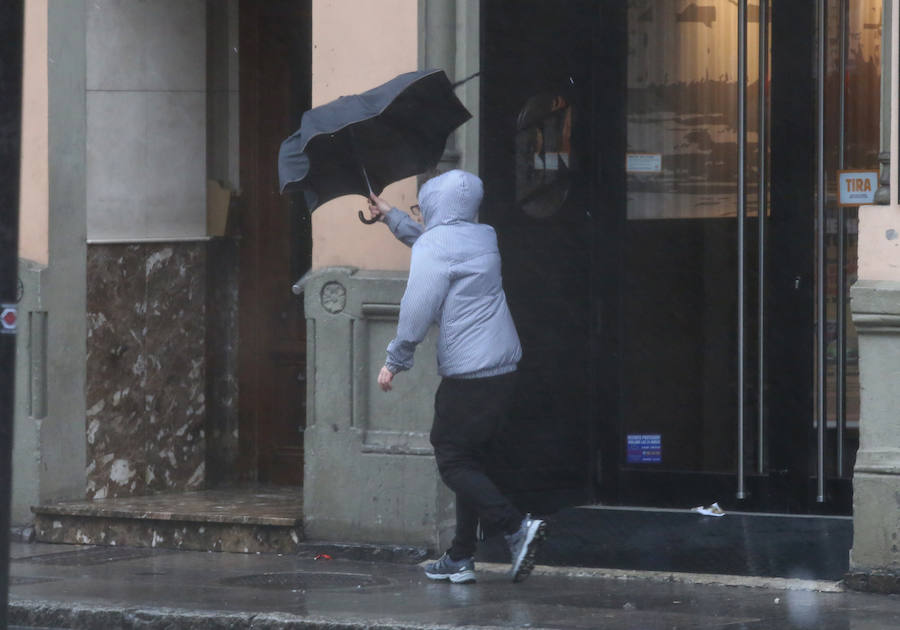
[302,268,446,548]
[86,90,206,239]
[86,0,205,92]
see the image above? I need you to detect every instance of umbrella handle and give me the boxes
[358,210,379,225]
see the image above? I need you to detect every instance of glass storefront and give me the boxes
[482,0,881,515]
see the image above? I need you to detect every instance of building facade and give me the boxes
[12,0,900,589]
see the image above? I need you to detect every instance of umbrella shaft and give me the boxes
[360,163,373,196]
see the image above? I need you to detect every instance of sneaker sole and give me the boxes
[511,520,547,583]
[425,570,476,584]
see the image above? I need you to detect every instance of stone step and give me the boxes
[32,487,305,554]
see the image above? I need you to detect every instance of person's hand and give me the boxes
[378,365,395,392]
[367,194,392,223]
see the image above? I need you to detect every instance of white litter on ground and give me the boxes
[692,502,726,517]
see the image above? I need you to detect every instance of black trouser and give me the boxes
[430,371,522,560]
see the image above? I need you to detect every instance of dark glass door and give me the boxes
[596,0,878,515]
[482,0,875,516]
[481,0,596,513]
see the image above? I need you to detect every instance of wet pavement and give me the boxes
[8,541,900,629]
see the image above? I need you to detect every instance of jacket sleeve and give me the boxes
[384,207,424,247]
[385,244,449,373]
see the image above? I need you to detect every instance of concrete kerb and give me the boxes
[469,562,845,593]
[8,599,503,630]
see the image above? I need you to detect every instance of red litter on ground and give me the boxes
[314,553,333,561]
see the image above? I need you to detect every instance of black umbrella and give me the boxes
[278,69,471,218]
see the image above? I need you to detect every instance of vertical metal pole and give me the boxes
[836,0,849,478]
[816,0,827,503]
[0,1,25,626]
[737,0,748,500]
[757,0,768,475]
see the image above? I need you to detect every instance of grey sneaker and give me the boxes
[505,514,547,582]
[424,552,476,584]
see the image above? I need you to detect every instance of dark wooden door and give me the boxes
[238,0,311,485]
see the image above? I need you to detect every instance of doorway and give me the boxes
[238,0,312,485]
[481,0,878,515]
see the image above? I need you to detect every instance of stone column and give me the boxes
[420,0,460,173]
[41,0,88,505]
[847,281,900,593]
[418,0,481,177]
[454,0,480,175]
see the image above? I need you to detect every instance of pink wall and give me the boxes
[858,205,900,282]
[19,0,49,265]
[310,0,419,271]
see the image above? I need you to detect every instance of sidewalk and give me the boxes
[8,541,900,629]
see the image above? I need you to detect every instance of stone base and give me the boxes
[850,281,900,583]
[844,569,900,594]
[302,268,449,549]
[31,487,305,553]
[849,471,900,572]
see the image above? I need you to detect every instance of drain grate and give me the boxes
[12,547,173,566]
[9,576,60,586]
[221,571,390,591]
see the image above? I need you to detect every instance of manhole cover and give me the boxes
[12,547,172,566]
[221,571,390,591]
[9,576,60,586]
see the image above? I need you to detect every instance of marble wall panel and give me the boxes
[86,243,208,498]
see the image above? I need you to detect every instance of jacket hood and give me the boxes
[417,170,483,229]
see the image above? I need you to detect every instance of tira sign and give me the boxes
[1,304,16,334]
[837,170,878,206]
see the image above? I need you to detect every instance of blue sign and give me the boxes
[627,434,661,464]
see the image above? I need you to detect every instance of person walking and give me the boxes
[367,169,546,584]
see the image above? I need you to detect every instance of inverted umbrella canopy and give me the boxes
[278,69,472,211]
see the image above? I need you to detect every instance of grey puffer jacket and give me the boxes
[384,170,522,379]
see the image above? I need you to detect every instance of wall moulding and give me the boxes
[854,449,900,475]
[851,313,900,333]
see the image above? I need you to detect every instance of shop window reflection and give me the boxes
[626,0,765,220]
[515,93,573,219]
